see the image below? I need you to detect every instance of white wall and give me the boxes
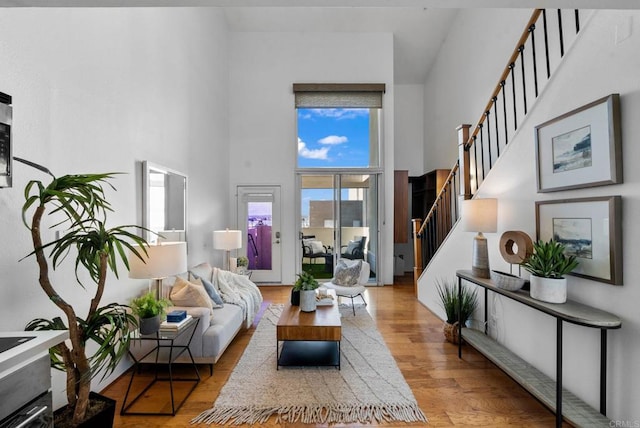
[420,9,640,421]
[423,9,532,171]
[228,31,395,284]
[0,7,229,409]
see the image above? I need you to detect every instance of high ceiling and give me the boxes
[1,1,638,84]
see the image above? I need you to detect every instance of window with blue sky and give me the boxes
[297,108,371,168]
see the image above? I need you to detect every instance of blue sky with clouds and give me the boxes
[297,108,370,167]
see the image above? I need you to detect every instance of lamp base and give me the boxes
[471,232,491,279]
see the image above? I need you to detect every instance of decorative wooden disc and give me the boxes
[499,231,534,264]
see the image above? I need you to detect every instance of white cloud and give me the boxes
[305,108,368,120]
[319,135,348,145]
[298,137,329,160]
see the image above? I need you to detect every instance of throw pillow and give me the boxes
[333,260,362,287]
[345,240,359,254]
[170,276,214,315]
[190,271,224,309]
[309,240,325,254]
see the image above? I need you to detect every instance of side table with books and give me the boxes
[121,314,200,416]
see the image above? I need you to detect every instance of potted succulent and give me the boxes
[236,255,249,274]
[131,292,171,335]
[435,278,478,344]
[21,170,149,427]
[294,271,319,312]
[521,239,579,304]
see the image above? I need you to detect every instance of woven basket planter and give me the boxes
[443,322,461,345]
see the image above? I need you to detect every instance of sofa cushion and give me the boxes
[190,262,215,284]
[170,277,214,315]
[202,304,244,362]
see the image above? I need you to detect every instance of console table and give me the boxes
[456,270,621,428]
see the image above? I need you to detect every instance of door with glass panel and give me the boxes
[237,186,282,283]
[299,173,377,283]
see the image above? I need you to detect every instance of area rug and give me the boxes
[192,304,427,426]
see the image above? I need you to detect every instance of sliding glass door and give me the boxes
[299,173,378,283]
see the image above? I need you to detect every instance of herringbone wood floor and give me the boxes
[103,275,565,427]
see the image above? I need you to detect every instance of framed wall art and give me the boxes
[535,196,622,285]
[535,94,622,193]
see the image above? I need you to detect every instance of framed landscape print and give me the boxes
[535,196,622,285]
[535,94,622,193]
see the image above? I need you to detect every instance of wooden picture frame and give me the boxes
[535,196,622,285]
[535,94,622,193]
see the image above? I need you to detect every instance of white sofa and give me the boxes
[130,263,261,374]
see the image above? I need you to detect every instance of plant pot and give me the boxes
[139,314,162,335]
[54,391,116,428]
[290,289,300,306]
[300,290,317,312]
[529,275,567,304]
[443,322,460,344]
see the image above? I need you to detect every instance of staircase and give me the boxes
[413,9,584,286]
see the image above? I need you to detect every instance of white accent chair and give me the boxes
[323,260,370,315]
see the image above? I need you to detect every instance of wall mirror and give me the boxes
[142,161,188,244]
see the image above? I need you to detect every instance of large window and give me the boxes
[294,84,383,169]
[295,84,384,283]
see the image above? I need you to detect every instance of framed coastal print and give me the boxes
[535,94,622,193]
[535,196,622,285]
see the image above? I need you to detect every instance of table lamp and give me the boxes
[461,198,497,279]
[128,241,188,299]
[213,229,242,271]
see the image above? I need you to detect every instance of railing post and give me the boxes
[412,218,422,295]
[457,124,472,200]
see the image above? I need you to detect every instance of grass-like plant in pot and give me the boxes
[521,239,578,304]
[435,278,478,344]
[21,171,149,427]
[131,292,171,335]
[295,271,319,312]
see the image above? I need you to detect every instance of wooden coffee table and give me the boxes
[276,290,341,369]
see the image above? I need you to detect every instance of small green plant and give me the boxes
[131,292,171,319]
[521,239,578,279]
[435,278,478,325]
[294,271,319,291]
[237,256,249,267]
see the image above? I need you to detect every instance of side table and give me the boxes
[121,316,200,416]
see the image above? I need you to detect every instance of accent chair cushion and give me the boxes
[170,276,214,316]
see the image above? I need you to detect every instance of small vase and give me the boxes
[530,275,567,304]
[139,314,161,335]
[300,290,317,312]
[290,289,300,306]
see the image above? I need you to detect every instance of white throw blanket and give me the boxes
[213,268,263,328]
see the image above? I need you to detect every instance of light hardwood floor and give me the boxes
[103,275,566,427]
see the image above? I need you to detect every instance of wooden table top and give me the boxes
[277,290,341,341]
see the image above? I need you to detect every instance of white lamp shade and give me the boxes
[461,198,498,233]
[213,229,242,250]
[128,242,188,279]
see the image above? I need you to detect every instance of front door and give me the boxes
[237,186,282,283]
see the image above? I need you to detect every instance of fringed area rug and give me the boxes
[192,304,427,426]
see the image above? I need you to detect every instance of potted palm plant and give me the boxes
[21,170,149,427]
[521,239,579,304]
[131,292,171,335]
[435,278,478,344]
[294,271,319,312]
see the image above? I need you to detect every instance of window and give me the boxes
[294,84,384,169]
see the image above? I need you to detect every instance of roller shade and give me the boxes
[293,83,385,109]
